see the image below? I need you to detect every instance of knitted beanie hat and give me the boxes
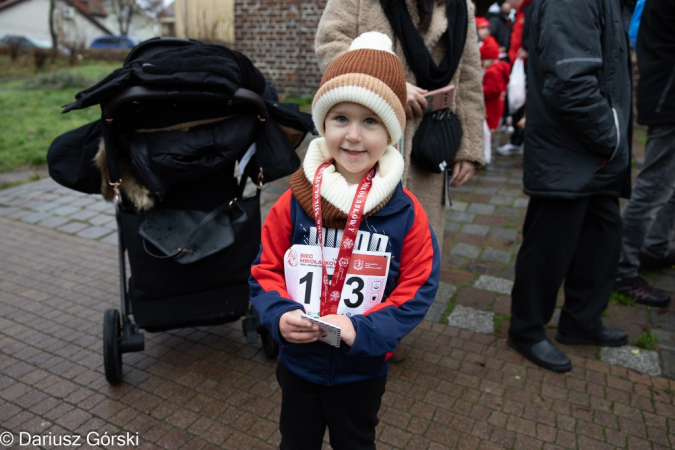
[312,31,407,144]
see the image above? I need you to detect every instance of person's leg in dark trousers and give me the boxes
[276,363,386,450]
[324,374,386,450]
[277,364,326,450]
[510,196,590,343]
[559,195,622,332]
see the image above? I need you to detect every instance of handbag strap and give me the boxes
[142,169,261,260]
[142,200,234,260]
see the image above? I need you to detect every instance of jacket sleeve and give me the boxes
[453,0,487,166]
[249,190,303,343]
[315,0,360,72]
[535,0,619,156]
[482,67,502,101]
[346,191,440,357]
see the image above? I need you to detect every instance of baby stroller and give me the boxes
[48,38,313,383]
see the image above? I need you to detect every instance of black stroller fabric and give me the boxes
[50,40,313,195]
[47,120,104,195]
[62,45,247,113]
[120,114,258,201]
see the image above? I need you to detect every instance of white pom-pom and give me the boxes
[349,31,395,54]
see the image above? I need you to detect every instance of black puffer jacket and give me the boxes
[523,0,633,199]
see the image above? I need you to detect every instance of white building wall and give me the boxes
[0,0,51,41]
[0,0,111,47]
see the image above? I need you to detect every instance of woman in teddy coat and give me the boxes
[315,0,485,246]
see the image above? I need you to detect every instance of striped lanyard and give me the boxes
[312,162,375,316]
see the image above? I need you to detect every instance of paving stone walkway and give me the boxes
[1,135,675,448]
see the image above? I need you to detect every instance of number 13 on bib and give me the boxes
[284,244,391,318]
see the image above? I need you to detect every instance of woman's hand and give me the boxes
[279,310,320,344]
[406,82,428,119]
[320,314,356,347]
[451,160,478,187]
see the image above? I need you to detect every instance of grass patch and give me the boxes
[633,126,647,150]
[440,295,458,325]
[610,291,636,306]
[0,62,119,173]
[492,312,510,337]
[0,88,99,171]
[281,94,314,106]
[632,331,657,351]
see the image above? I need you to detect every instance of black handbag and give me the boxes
[411,108,463,173]
[138,189,260,265]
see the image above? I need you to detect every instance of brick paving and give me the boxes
[1,134,675,448]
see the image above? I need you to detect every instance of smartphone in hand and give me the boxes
[424,84,455,113]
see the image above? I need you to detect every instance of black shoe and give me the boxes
[556,326,628,347]
[614,276,671,307]
[507,338,572,372]
[639,249,675,272]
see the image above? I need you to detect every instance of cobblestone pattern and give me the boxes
[2,132,675,447]
[1,217,675,449]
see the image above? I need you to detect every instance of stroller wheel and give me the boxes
[103,309,123,384]
[260,327,279,358]
[242,316,259,345]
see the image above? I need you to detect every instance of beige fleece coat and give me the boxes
[315,0,485,242]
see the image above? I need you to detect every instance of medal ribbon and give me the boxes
[312,162,376,316]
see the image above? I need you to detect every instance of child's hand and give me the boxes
[320,315,356,347]
[279,310,320,344]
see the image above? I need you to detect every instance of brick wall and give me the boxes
[234,0,327,99]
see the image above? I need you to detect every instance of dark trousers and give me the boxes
[276,363,387,450]
[510,105,525,146]
[509,195,622,343]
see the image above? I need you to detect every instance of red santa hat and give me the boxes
[480,36,500,60]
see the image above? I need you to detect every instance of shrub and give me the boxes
[81,48,129,63]
[21,70,90,90]
[8,41,20,60]
[33,48,48,71]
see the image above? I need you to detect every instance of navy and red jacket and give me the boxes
[249,182,440,386]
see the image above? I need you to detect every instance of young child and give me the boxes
[481,36,510,132]
[476,16,492,44]
[480,35,511,163]
[249,32,440,450]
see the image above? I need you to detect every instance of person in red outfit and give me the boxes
[476,16,492,43]
[480,36,510,131]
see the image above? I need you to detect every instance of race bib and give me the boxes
[284,244,391,318]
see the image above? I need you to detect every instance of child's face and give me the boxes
[324,102,389,184]
[478,27,490,41]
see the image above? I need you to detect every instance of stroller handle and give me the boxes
[102,86,268,120]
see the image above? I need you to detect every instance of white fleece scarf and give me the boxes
[302,137,404,215]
